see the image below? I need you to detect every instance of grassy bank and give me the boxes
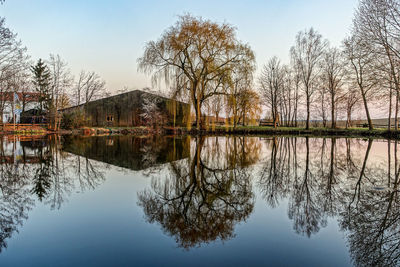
[176,126,400,139]
[39,125,400,139]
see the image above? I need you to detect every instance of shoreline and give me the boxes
[1,126,400,139]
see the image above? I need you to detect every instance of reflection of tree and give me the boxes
[31,145,52,201]
[138,137,256,249]
[0,170,33,252]
[340,184,400,267]
[258,136,400,266]
[289,137,326,237]
[339,139,400,267]
[0,135,107,251]
[27,136,106,209]
[74,155,105,192]
[0,137,34,252]
[258,137,297,207]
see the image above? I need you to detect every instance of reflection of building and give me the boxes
[62,135,190,170]
[60,90,189,127]
[0,136,49,164]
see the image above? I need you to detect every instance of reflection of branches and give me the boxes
[0,137,34,252]
[138,137,255,249]
[257,136,400,265]
[74,155,105,193]
[258,137,295,207]
[348,139,373,209]
[339,140,400,267]
[289,137,325,237]
[0,135,109,252]
[341,171,400,266]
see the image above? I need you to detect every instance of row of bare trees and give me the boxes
[140,1,400,131]
[260,0,400,130]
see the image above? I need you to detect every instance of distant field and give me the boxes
[302,118,397,128]
[337,118,395,127]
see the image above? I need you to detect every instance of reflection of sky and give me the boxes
[0,165,351,267]
[1,0,357,93]
[2,136,399,266]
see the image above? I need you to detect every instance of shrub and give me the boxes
[61,110,89,129]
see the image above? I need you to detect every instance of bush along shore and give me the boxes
[59,126,162,136]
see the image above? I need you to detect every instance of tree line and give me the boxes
[2,0,399,131]
[139,0,400,131]
[0,17,107,130]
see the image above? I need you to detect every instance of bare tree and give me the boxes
[320,47,346,128]
[290,28,327,129]
[259,56,285,128]
[343,36,377,130]
[209,95,224,125]
[315,78,329,127]
[353,0,400,130]
[74,71,106,106]
[279,66,297,127]
[47,54,73,130]
[290,65,301,127]
[344,84,361,128]
[0,17,29,122]
[140,95,167,129]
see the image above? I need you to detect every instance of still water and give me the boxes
[0,135,398,266]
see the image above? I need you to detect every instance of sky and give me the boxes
[0,0,359,94]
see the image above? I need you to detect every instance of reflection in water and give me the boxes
[0,135,190,253]
[0,136,108,251]
[62,135,190,171]
[1,135,400,266]
[257,137,400,266]
[138,137,259,249]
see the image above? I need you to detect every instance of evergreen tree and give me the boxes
[31,59,51,113]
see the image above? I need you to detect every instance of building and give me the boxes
[0,92,41,123]
[60,90,190,127]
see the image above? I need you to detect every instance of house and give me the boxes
[60,90,190,127]
[0,92,41,123]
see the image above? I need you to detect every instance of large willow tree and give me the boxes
[138,14,255,130]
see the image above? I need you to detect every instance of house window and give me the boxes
[106,115,113,122]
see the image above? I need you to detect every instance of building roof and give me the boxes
[0,92,40,102]
[59,89,188,111]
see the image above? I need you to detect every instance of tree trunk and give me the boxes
[389,84,393,131]
[306,93,310,130]
[331,93,336,129]
[346,106,352,129]
[361,90,373,130]
[396,90,399,131]
[242,110,245,126]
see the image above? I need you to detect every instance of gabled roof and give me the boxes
[59,89,188,111]
[0,92,40,102]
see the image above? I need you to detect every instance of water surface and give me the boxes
[0,135,398,266]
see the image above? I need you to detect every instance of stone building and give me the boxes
[60,90,189,127]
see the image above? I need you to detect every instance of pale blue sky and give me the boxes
[1,0,358,93]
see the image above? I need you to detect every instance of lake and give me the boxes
[0,135,398,266]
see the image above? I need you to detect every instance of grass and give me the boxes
[30,125,400,140]
[180,125,400,139]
